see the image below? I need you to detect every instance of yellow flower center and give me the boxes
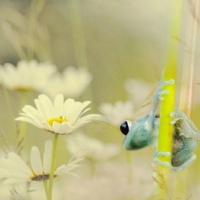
[47,116,67,126]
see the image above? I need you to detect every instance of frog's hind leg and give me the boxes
[153,151,171,167]
[170,107,200,140]
[171,154,196,172]
[153,151,197,172]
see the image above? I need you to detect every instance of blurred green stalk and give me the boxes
[68,0,88,68]
[43,179,49,199]
[174,0,200,198]
[155,0,182,198]
[180,0,199,115]
[68,0,95,111]
[48,134,58,200]
[2,87,15,134]
[17,91,29,155]
[27,0,46,60]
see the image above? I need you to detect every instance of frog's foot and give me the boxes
[171,154,197,172]
[170,107,184,124]
[153,151,171,167]
[157,79,175,101]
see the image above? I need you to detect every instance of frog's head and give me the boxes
[120,116,150,150]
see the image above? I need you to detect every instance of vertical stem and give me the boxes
[43,179,49,200]
[48,134,59,200]
[155,0,182,198]
[89,159,96,178]
[2,87,15,131]
[175,0,200,199]
[17,92,28,155]
[68,0,95,111]
[68,0,88,68]
[125,151,133,183]
[27,0,46,60]
[180,0,200,115]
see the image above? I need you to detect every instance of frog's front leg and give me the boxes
[148,79,175,123]
[144,79,174,145]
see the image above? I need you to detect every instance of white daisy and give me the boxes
[15,94,99,135]
[40,66,92,98]
[99,101,135,126]
[0,141,84,184]
[0,60,56,91]
[66,133,121,162]
[0,183,28,200]
[124,79,155,106]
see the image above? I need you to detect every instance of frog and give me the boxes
[120,79,200,172]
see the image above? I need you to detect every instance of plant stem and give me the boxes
[43,179,49,199]
[17,91,28,155]
[125,151,133,183]
[47,134,59,200]
[68,0,88,68]
[2,87,15,132]
[68,0,95,111]
[180,0,200,115]
[27,0,46,60]
[174,0,200,199]
[155,0,182,198]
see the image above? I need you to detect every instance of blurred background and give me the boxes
[0,0,200,199]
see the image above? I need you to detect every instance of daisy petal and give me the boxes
[31,147,43,175]
[16,94,98,135]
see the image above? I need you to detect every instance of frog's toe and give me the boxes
[153,151,171,167]
[158,90,169,100]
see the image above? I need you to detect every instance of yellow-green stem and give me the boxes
[2,87,15,132]
[17,92,28,155]
[180,0,199,115]
[27,0,46,60]
[68,0,95,111]
[174,1,200,199]
[88,159,96,178]
[125,151,133,183]
[43,179,49,199]
[155,0,182,198]
[47,134,59,200]
[68,0,88,68]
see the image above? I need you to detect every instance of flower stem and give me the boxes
[180,0,200,115]
[2,87,15,132]
[48,134,59,200]
[17,91,28,155]
[27,0,46,60]
[155,0,182,198]
[43,179,48,199]
[174,0,200,199]
[125,151,133,183]
[68,0,88,68]
[68,0,95,111]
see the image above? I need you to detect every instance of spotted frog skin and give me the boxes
[120,80,200,172]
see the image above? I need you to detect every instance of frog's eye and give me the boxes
[120,120,131,135]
